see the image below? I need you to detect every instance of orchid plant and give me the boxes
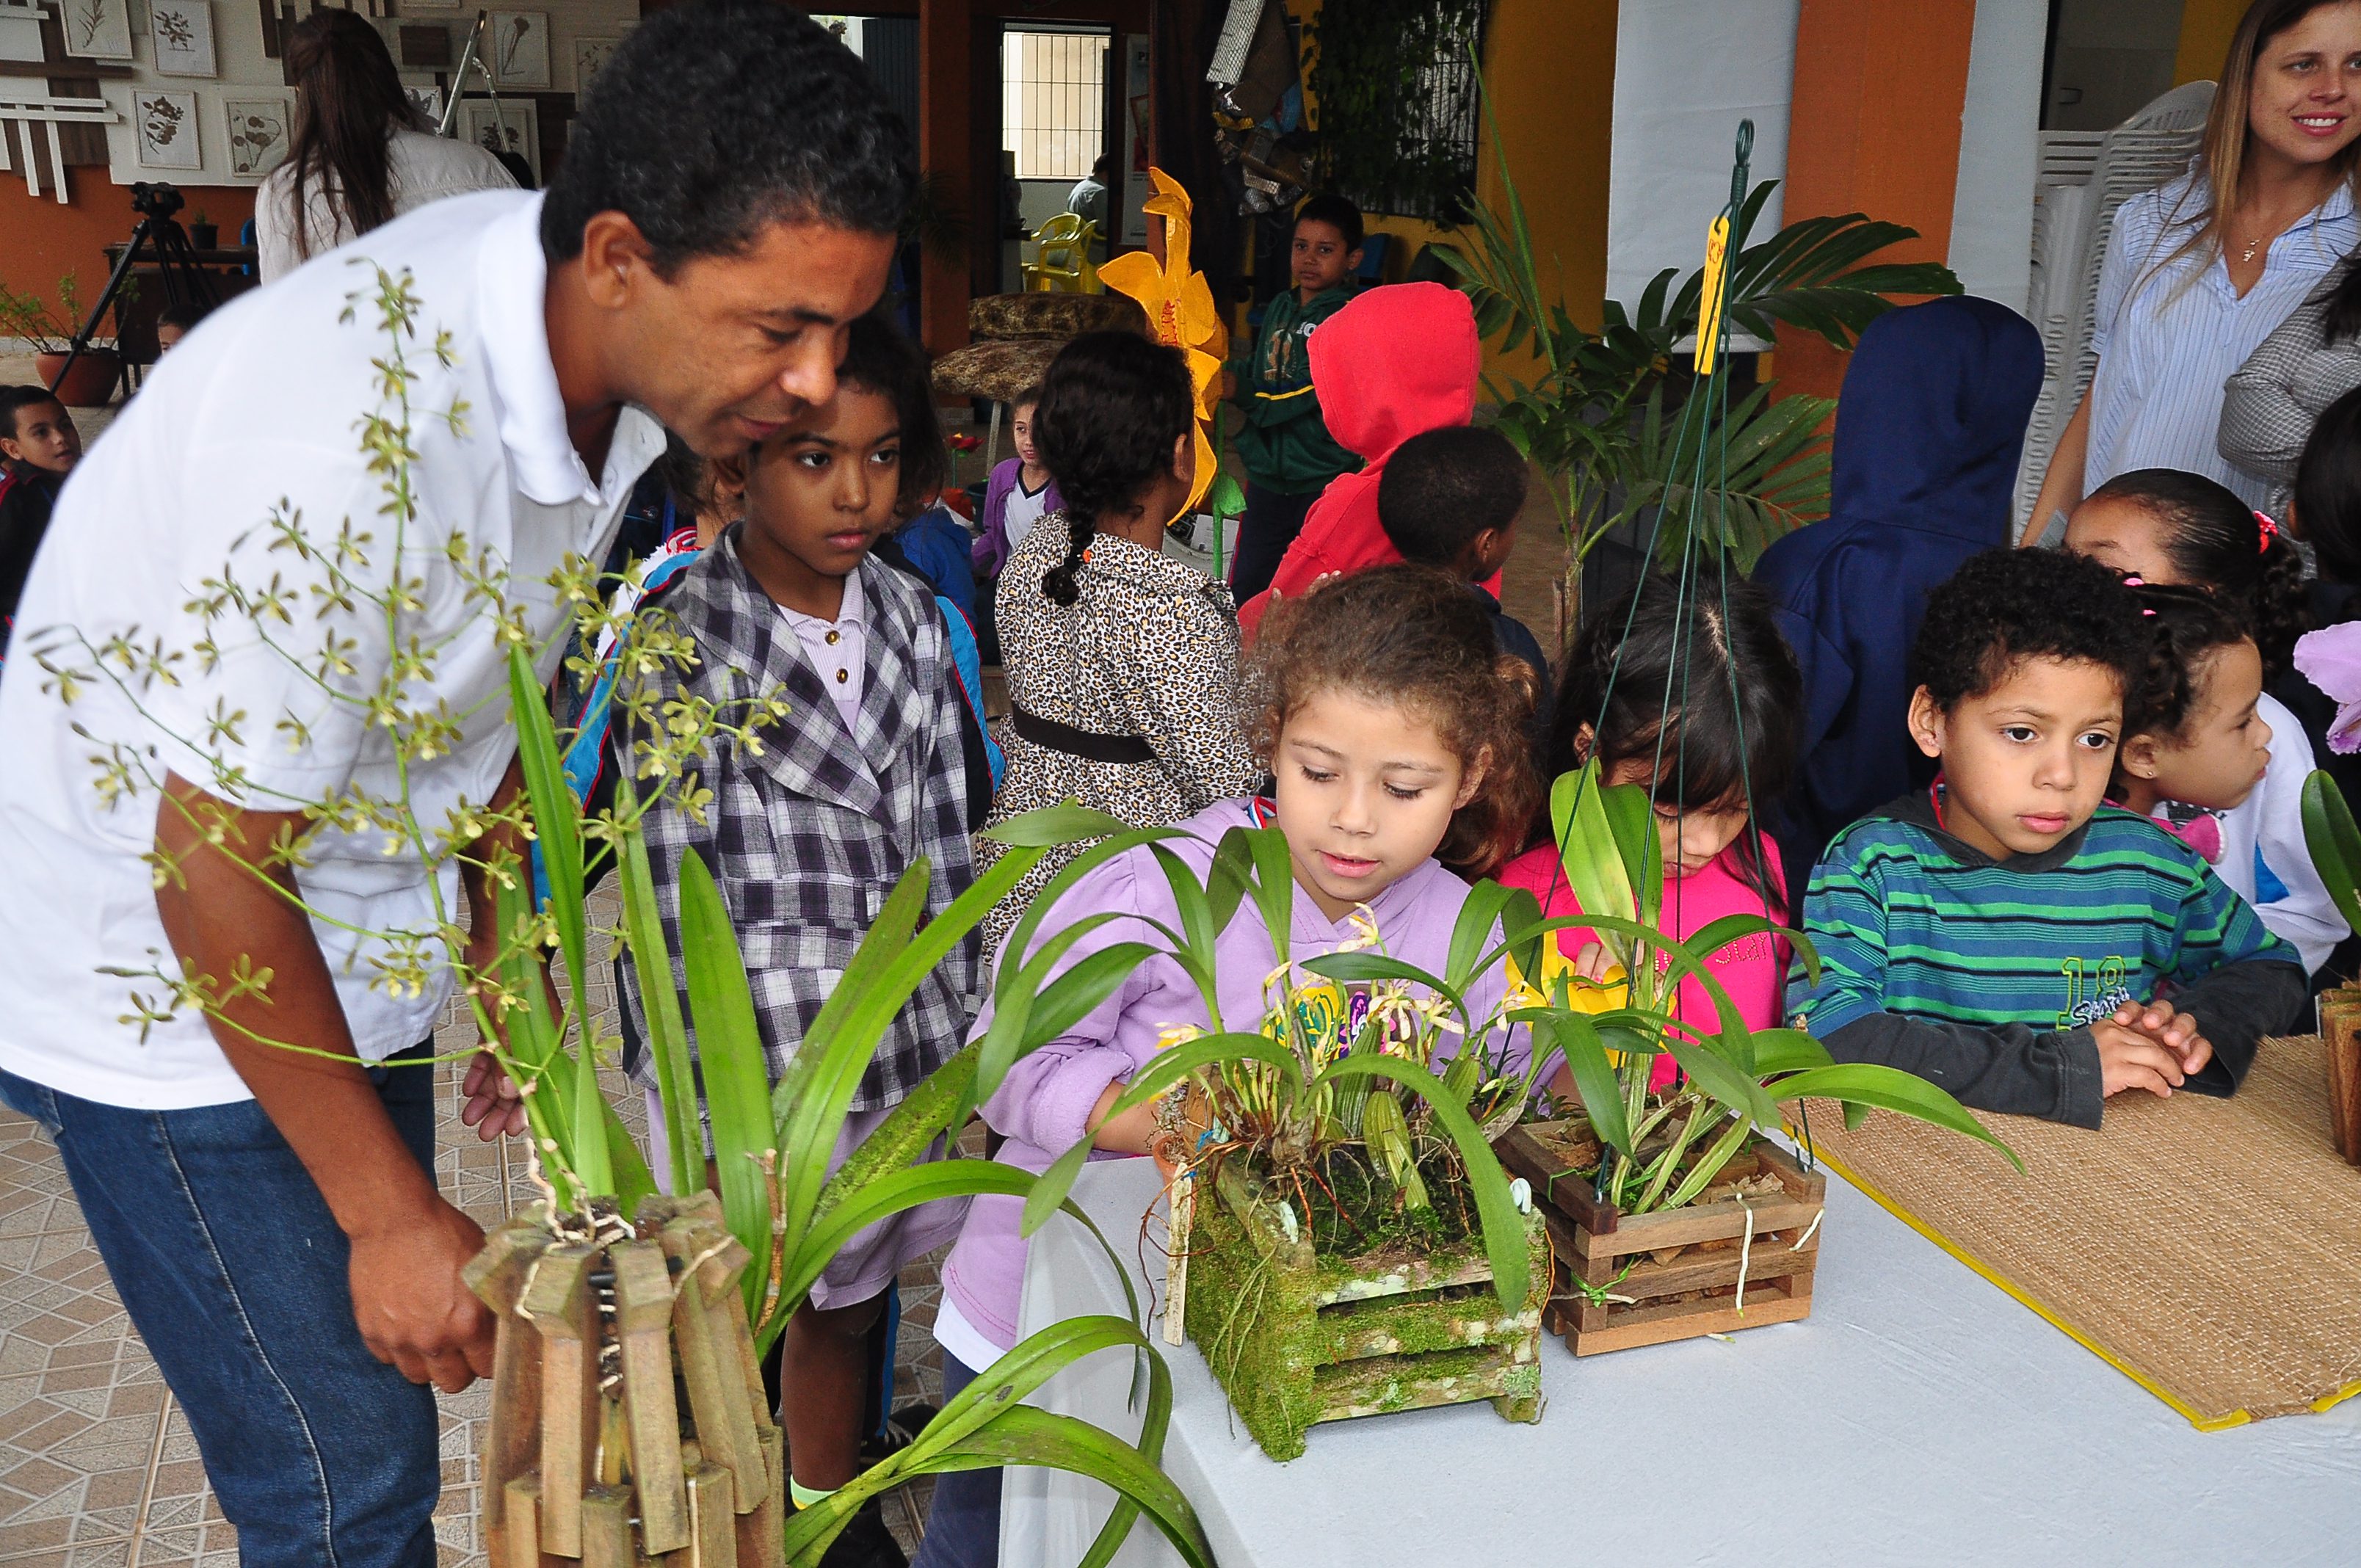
[26,262,1214,1568]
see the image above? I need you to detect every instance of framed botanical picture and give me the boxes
[573,34,618,92]
[460,98,537,183]
[402,83,445,128]
[487,10,549,90]
[61,0,135,61]
[134,90,202,169]
[148,0,217,77]
[225,95,292,178]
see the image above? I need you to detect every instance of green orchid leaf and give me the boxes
[676,847,776,1311]
[1774,1064,2023,1172]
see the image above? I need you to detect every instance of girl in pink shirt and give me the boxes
[1498,573,1802,1086]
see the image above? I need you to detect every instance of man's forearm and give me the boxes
[154,774,440,1235]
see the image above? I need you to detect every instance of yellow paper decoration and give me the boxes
[1098,167,1230,515]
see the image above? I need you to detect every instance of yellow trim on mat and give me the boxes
[1807,1142,2361,1432]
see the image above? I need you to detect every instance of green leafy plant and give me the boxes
[2302,769,2361,938]
[1428,65,1961,606]
[1015,819,1550,1315]
[0,273,87,353]
[1523,761,2020,1214]
[1302,0,1487,222]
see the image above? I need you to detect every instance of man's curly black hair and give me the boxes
[1910,547,2151,712]
[541,0,915,270]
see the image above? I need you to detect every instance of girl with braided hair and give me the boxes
[973,330,1258,945]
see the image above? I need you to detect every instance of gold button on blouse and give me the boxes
[825,630,841,645]
[835,668,849,684]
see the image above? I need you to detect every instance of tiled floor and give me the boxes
[0,947,946,1564]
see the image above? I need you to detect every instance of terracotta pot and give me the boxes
[35,349,120,408]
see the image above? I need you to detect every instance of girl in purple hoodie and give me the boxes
[915,566,1539,1568]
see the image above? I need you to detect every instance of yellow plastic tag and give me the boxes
[1694,213,1733,377]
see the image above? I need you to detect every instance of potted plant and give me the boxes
[1018,828,1556,1462]
[189,210,218,250]
[1429,72,1962,638]
[0,274,119,407]
[1497,764,2020,1355]
[27,264,1216,1568]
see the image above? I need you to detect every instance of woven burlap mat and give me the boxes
[1797,1034,2361,1429]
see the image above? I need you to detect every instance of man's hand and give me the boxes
[460,1050,528,1141]
[349,1198,497,1392]
[155,771,495,1395]
[2114,997,2213,1078]
[2091,1018,2189,1099]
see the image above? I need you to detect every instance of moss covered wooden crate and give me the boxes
[1178,1161,1550,1462]
[1497,1119,1825,1357]
[462,1190,786,1566]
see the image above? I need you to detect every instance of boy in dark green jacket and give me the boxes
[1228,193,1363,601]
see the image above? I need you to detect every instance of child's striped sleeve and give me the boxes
[1788,832,1893,1038]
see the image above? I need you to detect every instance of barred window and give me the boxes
[1003,28,1109,182]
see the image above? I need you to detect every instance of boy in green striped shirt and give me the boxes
[1791,548,2304,1128]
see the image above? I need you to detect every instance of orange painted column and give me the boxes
[918,0,973,356]
[1775,0,1979,402]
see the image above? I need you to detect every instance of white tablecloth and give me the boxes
[1002,1155,2361,1568]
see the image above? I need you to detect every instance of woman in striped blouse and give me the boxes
[2024,0,2361,542]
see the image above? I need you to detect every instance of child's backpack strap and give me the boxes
[932,592,1004,832]
[534,550,700,907]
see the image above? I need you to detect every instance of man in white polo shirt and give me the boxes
[0,4,910,1561]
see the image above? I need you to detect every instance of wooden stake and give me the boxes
[736,1422,786,1566]
[1164,1164,1194,1346]
[611,1238,692,1556]
[660,1218,766,1513]
[579,1484,633,1568]
[463,1222,552,1542]
[500,1473,542,1568]
[684,1463,736,1567]
[521,1245,600,1558]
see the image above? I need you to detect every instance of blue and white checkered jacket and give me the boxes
[617,524,982,1111]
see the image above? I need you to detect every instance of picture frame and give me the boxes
[61,0,135,61]
[573,33,619,92]
[460,98,537,183]
[225,95,292,179]
[134,89,202,170]
[148,0,217,78]
[487,10,549,90]
[402,83,445,128]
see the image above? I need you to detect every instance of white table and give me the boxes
[1003,1155,2361,1568]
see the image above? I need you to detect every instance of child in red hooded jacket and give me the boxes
[1236,280,1487,639]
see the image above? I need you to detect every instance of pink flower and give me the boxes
[2293,623,2361,754]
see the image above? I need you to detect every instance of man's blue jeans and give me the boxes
[0,1048,442,1567]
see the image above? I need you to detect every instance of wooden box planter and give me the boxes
[461,1191,786,1567]
[1178,1160,1550,1462]
[2319,985,2361,1164]
[1496,1119,1827,1357]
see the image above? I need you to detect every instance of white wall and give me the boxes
[1947,0,2049,315]
[1605,0,1799,330]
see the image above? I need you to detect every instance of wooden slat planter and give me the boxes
[1496,1119,1827,1357]
[461,1191,785,1565]
[2319,985,2361,1164]
[1179,1160,1549,1462]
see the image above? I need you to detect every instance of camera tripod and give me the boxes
[45,182,222,400]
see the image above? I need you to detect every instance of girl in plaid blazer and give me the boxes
[620,317,983,1564]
